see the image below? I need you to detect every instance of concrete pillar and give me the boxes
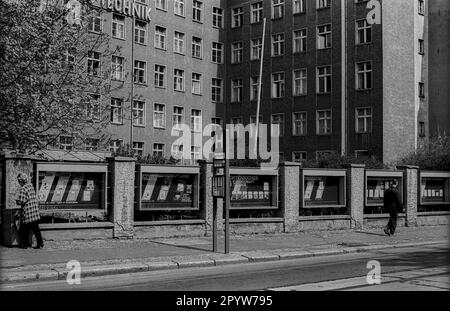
[1,151,34,246]
[199,161,214,236]
[346,164,366,230]
[107,157,136,239]
[280,162,301,233]
[397,165,419,227]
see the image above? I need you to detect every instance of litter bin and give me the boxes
[1,208,21,246]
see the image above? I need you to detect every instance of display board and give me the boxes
[140,173,195,209]
[366,176,403,206]
[420,172,450,205]
[300,170,346,208]
[303,176,340,207]
[37,171,104,210]
[230,175,273,208]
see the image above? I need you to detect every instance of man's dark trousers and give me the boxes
[19,221,43,247]
[387,210,398,235]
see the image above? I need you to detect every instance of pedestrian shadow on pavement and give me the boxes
[354,231,389,237]
[150,240,212,253]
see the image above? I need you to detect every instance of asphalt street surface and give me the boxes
[2,243,449,291]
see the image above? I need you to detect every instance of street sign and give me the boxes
[212,176,225,198]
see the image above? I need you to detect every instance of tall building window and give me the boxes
[134,20,147,45]
[271,72,285,98]
[154,64,166,88]
[153,143,165,157]
[193,0,202,22]
[174,69,185,91]
[272,33,285,56]
[191,109,202,132]
[251,2,263,24]
[212,42,223,63]
[155,0,167,11]
[192,73,202,95]
[192,36,203,58]
[174,31,185,54]
[88,10,102,33]
[317,0,331,9]
[356,62,372,90]
[109,139,123,153]
[272,0,284,19]
[231,79,243,103]
[133,101,145,126]
[112,14,125,39]
[85,138,99,152]
[293,29,307,53]
[174,0,185,16]
[293,69,307,96]
[317,66,332,94]
[271,114,284,137]
[293,151,307,163]
[418,39,425,54]
[59,136,73,151]
[173,106,184,130]
[419,82,425,98]
[250,76,260,101]
[231,42,243,64]
[134,60,146,84]
[133,142,144,156]
[356,19,372,44]
[87,51,101,76]
[232,6,243,28]
[111,56,124,81]
[316,110,332,135]
[356,108,372,133]
[110,98,123,124]
[293,0,306,14]
[317,24,332,49]
[191,146,201,162]
[155,26,167,49]
[86,94,101,122]
[251,38,262,60]
[153,103,166,128]
[212,7,223,28]
[293,112,307,136]
[418,0,425,15]
[212,78,222,102]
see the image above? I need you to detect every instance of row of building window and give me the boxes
[231,0,426,28]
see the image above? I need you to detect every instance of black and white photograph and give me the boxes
[0,0,449,300]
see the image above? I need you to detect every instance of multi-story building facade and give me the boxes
[429,0,450,137]
[225,0,430,164]
[39,0,444,164]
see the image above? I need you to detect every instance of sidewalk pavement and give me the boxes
[0,225,448,285]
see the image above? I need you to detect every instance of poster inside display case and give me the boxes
[230,175,273,208]
[38,171,104,210]
[421,178,448,204]
[303,176,342,207]
[366,176,403,206]
[140,173,196,209]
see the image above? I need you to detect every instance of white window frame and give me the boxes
[154,64,166,88]
[174,31,185,54]
[272,33,285,57]
[232,6,243,28]
[174,69,185,92]
[110,97,123,125]
[271,72,285,98]
[251,38,262,60]
[212,42,223,63]
[212,78,222,103]
[316,110,332,135]
[293,69,307,96]
[193,0,203,22]
[153,103,166,129]
[317,24,332,49]
[316,66,332,94]
[355,107,372,134]
[172,106,184,131]
[293,0,306,14]
[293,111,307,136]
[133,100,146,127]
[134,20,147,45]
[192,72,202,95]
[271,113,285,137]
[174,0,185,16]
[251,2,263,24]
[356,19,372,45]
[231,79,243,103]
[192,36,203,59]
[191,109,202,133]
[133,141,144,156]
[356,61,372,90]
[155,26,167,50]
[231,41,243,64]
[112,14,125,40]
[212,7,224,28]
[134,60,147,84]
[111,55,124,81]
[293,29,307,53]
[272,0,284,19]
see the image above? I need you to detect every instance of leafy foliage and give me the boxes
[0,0,121,153]
[301,151,387,169]
[396,135,450,171]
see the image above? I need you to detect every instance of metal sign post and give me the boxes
[212,155,227,253]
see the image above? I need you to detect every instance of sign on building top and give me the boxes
[94,0,152,22]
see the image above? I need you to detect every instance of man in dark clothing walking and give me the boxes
[383,180,403,236]
[16,173,44,249]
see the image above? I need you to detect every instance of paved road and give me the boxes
[2,244,449,291]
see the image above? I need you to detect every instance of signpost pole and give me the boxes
[213,197,218,252]
[224,134,230,254]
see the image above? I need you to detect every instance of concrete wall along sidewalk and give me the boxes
[1,153,449,244]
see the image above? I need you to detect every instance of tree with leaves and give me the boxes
[0,0,122,153]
